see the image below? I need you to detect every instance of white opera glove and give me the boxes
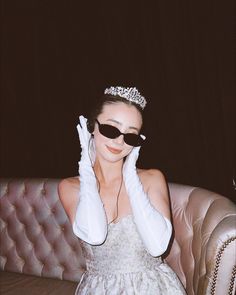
[72,115,107,245]
[123,146,172,257]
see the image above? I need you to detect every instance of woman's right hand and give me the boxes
[73,116,107,244]
[76,115,96,166]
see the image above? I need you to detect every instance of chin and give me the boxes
[104,152,125,163]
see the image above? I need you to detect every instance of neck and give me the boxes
[93,157,123,185]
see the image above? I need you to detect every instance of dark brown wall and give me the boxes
[1,0,235,201]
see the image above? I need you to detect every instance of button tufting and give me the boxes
[18,256,25,264]
[41,189,46,195]
[73,246,78,252]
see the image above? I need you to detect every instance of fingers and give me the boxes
[79,115,88,130]
[77,115,90,148]
[131,147,140,163]
[123,147,140,171]
[76,122,85,146]
[130,146,141,159]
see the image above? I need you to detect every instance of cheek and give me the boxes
[94,134,132,159]
[93,130,113,153]
[122,145,133,157]
[93,132,106,150]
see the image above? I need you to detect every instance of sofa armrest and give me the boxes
[203,215,236,295]
[188,189,236,295]
[167,184,236,295]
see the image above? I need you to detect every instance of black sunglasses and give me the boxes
[95,119,144,147]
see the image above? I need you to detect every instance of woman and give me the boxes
[59,86,186,294]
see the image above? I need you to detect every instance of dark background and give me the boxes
[1,1,235,201]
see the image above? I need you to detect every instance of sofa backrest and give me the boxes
[0,178,85,282]
[0,178,236,295]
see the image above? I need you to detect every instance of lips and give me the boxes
[106,146,122,154]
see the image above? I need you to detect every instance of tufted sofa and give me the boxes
[0,178,235,295]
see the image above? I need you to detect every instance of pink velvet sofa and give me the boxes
[0,178,235,295]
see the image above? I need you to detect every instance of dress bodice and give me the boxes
[77,215,186,294]
[79,215,162,275]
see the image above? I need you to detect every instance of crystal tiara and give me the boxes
[104,86,147,109]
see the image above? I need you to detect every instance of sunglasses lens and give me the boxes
[124,134,143,146]
[99,124,120,139]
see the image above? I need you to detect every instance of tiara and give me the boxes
[104,86,147,109]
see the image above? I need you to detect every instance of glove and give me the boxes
[123,146,172,257]
[72,115,107,245]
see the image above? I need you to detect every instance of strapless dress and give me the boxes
[75,215,186,295]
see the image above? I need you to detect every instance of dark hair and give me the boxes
[87,94,144,133]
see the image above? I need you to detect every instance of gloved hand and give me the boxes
[73,115,107,245]
[77,115,96,166]
[123,146,172,257]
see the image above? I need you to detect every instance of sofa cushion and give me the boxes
[0,271,77,295]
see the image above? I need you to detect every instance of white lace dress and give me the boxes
[75,215,186,295]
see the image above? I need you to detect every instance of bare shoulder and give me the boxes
[58,176,80,193]
[137,168,168,191]
[58,177,80,223]
[138,168,166,179]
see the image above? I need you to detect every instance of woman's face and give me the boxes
[93,102,143,163]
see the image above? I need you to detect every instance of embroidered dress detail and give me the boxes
[76,215,186,295]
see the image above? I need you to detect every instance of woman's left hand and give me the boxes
[123,146,141,175]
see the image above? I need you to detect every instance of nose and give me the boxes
[113,134,124,145]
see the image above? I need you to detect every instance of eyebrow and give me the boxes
[106,119,140,132]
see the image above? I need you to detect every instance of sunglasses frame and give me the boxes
[95,119,144,147]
